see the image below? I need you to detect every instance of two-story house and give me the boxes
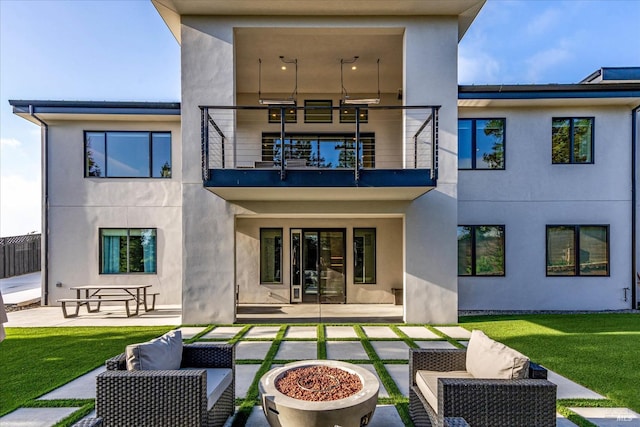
[9,0,640,324]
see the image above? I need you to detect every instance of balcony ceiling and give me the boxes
[235,28,403,94]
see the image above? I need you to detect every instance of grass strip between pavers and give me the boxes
[231,325,287,427]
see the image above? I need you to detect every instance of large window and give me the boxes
[85,131,171,178]
[552,118,593,164]
[458,225,505,276]
[546,225,609,276]
[458,119,505,169]
[262,133,375,168]
[354,228,376,284]
[260,228,282,284]
[100,228,157,274]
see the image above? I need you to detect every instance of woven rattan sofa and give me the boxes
[96,342,235,427]
[409,330,557,427]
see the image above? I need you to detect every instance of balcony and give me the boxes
[200,104,439,201]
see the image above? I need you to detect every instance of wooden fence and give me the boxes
[0,233,41,278]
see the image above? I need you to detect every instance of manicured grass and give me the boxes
[460,313,640,414]
[0,326,172,417]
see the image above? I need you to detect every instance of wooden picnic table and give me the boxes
[58,284,156,318]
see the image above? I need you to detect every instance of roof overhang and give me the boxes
[458,84,640,108]
[9,100,181,125]
[151,0,486,43]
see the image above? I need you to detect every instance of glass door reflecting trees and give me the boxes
[298,229,345,304]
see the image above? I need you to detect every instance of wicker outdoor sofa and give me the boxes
[96,341,235,427]
[409,330,557,427]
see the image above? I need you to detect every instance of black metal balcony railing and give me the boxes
[200,104,439,185]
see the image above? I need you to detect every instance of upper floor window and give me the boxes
[340,105,368,123]
[458,225,505,276]
[268,106,297,123]
[100,228,156,274]
[304,100,333,123]
[85,131,171,178]
[546,225,608,276]
[458,119,505,170]
[552,118,593,164]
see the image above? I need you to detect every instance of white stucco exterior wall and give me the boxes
[403,17,459,323]
[458,106,634,310]
[44,120,183,305]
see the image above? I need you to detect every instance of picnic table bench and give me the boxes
[57,284,158,318]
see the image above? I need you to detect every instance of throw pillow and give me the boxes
[466,329,529,379]
[126,329,183,370]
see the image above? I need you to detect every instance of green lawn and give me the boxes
[460,313,640,414]
[0,326,172,417]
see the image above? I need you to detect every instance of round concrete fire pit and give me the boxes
[259,360,379,427]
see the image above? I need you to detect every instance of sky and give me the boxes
[1,0,639,237]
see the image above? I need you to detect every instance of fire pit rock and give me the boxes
[259,360,379,427]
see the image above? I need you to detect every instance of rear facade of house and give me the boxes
[10,0,640,324]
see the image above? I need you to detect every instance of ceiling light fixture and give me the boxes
[340,56,380,105]
[258,56,298,105]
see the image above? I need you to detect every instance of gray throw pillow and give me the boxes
[126,329,183,370]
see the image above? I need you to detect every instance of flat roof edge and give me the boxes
[9,100,181,115]
[458,84,640,100]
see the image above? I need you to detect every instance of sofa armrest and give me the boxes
[529,361,548,379]
[181,344,235,369]
[105,353,126,371]
[409,348,467,385]
[96,369,208,426]
[438,378,557,427]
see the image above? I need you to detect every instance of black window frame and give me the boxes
[260,228,283,284]
[551,117,595,164]
[84,130,172,178]
[353,228,376,284]
[458,118,506,170]
[457,225,506,277]
[268,106,297,124]
[546,224,610,276]
[339,104,369,124]
[99,227,157,275]
[304,100,333,123]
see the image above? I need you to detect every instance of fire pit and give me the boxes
[259,360,379,427]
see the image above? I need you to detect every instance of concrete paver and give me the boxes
[360,364,389,398]
[0,407,79,427]
[370,340,410,360]
[415,340,457,349]
[434,326,472,339]
[244,326,280,339]
[283,326,316,339]
[38,366,104,400]
[274,341,317,360]
[548,370,605,399]
[201,326,244,339]
[236,341,273,360]
[326,341,369,360]
[384,364,409,396]
[362,326,398,338]
[236,364,261,398]
[325,325,358,338]
[398,326,439,339]
[178,326,207,340]
[569,407,640,427]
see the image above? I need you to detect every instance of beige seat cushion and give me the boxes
[466,330,529,379]
[416,370,473,414]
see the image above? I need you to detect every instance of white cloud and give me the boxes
[0,137,21,148]
[459,46,501,84]
[525,8,562,38]
[524,40,573,83]
[0,174,41,237]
